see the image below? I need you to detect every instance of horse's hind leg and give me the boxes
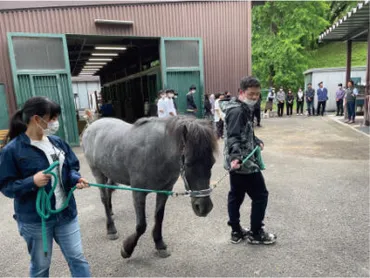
[107,179,115,216]
[94,172,119,240]
[121,191,147,259]
[152,193,171,258]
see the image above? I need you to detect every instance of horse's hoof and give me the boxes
[107,233,119,240]
[156,249,171,258]
[121,247,131,259]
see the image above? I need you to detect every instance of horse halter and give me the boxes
[179,154,213,198]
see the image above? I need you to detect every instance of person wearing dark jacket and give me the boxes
[204,94,213,120]
[186,85,197,116]
[253,93,262,127]
[221,76,277,245]
[276,87,285,117]
[286,89,294,116]
[316,81,328,116]
[305,83,315,116]
[0,97,91,277]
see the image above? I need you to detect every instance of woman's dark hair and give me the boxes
[3,96,61,147]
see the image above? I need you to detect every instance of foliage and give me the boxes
[252,1,361,91]
[308,41,367,69]
[327,1,359,24]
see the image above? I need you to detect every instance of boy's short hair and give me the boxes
[239,76,261,91]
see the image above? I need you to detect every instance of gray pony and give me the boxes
[82,116,217,258]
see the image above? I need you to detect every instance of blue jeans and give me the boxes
[17,216,90,277]
[307,101,314,115]
[347,101,356,121]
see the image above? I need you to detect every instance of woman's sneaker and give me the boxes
[247,229,277,245]
[230,228,251,244]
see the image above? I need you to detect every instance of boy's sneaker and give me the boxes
[230,228,251,244]
[247,229,277,245]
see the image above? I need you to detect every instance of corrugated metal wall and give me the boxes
[0,1,252,114]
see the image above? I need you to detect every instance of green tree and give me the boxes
[327,1,359,24]
[252,1,330,90]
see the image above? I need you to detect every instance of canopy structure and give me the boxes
[319,0,369,126]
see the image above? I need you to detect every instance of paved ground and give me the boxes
[0,116,369,277]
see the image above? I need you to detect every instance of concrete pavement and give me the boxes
[0,116,369,277]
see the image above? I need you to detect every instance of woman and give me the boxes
[296,88,304,115]
[0,97,91,277]
[264,88,275,114]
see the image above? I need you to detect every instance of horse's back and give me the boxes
[82,118,132,168]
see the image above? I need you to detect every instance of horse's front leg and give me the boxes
[121,191,147,259]
[99,187,118,240]
[152,193,171,258]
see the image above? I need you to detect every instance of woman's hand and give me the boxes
[76,178,89,189]
[33,171,51,187]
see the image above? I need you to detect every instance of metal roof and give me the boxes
[0,0,264,11]
[319,0,369,42]
[303,66,367,75]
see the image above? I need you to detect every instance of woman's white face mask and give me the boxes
[38,118,60,135]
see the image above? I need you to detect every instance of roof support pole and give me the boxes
[364,31,370,126]
[346,40,352,83]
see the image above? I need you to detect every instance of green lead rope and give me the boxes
[241,146,266,170]
[37,161,174,256]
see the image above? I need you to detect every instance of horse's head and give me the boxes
[167,117,217,217]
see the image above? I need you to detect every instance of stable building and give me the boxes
[0,1,259,146]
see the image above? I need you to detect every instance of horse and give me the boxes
[82,116,217,258]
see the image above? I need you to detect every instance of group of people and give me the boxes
[156,89,178,118]
[264,82,329,118]
[262,80,359,123]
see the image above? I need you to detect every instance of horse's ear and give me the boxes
[182,125,188,142]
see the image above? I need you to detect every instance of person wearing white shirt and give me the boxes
[214,93,225,139]
[157,90,168,118]
[166,89,177,116]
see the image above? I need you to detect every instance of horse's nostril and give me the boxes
[195,204,200,212]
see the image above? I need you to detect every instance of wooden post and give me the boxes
[365,32,370,126]
[346,40,352,83]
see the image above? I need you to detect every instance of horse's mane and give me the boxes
[133,116,218,159]
[166,116,218,159]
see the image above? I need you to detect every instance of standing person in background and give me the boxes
[253,94,262,127]
[345,80,358,124]
[166,89,177,117]
[335,83,345,116]
[209,93,215,116]
[305,83,315,116]
[286,89,294,117]
[264,88,275,115]
[224,91,232,101]
[186,85,197,116]
[296,88,304,116]
[157,90,168,118]
[204,94,213,120]
[316,82,328,116]
[214,93,225,139]
[276,87,285,117]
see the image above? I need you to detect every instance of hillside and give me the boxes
[307,41,367,69]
